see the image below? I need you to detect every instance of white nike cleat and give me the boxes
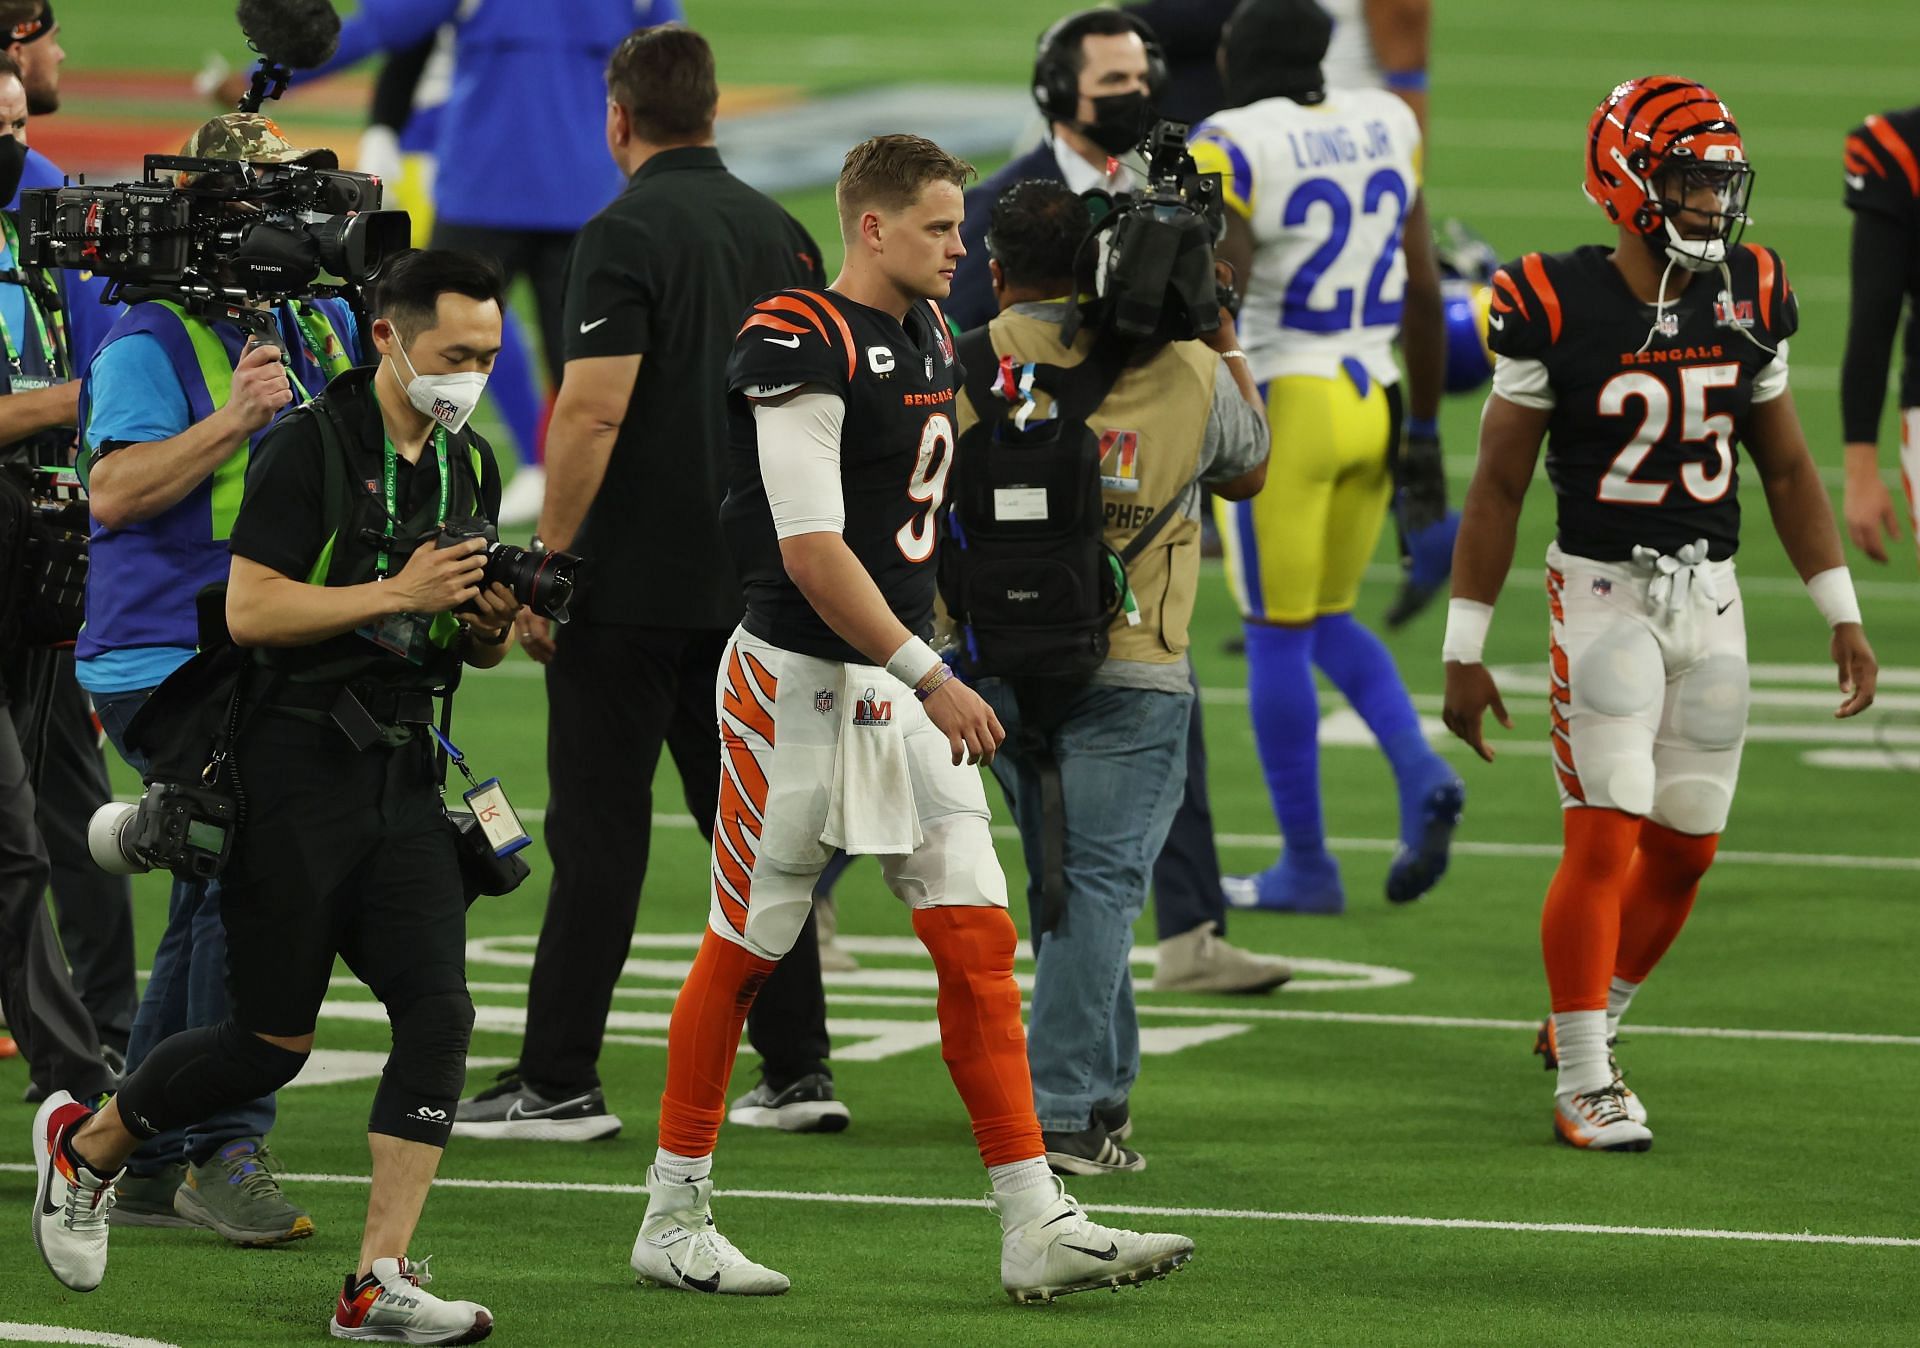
[630,1168,790,1296]
[994,1179,1194,1304]
[31,1090,121,1292]
[1535,1019,1648,1125]
[330,1256,493,1344]
[1554,1086,1654,1152]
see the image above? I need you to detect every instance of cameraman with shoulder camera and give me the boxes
[33,249,509,1343]
[69,113,363,1244]
[957,179,1269,1174]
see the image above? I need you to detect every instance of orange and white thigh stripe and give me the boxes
[1545,566,1587,806]
[707,628,841,959]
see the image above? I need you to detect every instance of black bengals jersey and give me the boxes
[1840,106,1920,442]
[721,287,959,663]
[1488,243,1798,562]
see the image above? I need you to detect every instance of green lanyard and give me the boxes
[0,214,61,378]
[377,427,452,578]
[278,302,354,404]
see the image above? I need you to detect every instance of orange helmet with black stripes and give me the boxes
[1585,76,1752,273]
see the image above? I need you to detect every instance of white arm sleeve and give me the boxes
[1750,338,1791,404]
[752,389,847,539]
[1490,354,1555,410]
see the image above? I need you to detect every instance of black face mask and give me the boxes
[1081,91,1154,157]
[0,136,25,208]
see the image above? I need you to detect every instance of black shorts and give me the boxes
[219,716,468,1039]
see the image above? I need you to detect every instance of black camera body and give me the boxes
[436,519,580,624]
[1080,119,1229,344]
[17,156,410,307]
[87,779,237,881]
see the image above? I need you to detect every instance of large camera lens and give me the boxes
[87,802,152,876]
[484,543,578,624]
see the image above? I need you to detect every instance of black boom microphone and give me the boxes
[235,0,342,112]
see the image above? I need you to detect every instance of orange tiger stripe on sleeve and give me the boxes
[1520,253,1563,344]
[1865,113,1920,196]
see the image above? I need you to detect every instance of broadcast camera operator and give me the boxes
[31,249,512,1343]
[947,175,1268,1174]
[61,113,365,1243]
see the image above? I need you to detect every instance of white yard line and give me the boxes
[4,1164,1904,1251]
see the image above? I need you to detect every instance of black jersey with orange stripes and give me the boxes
[1842,107,1920,426]
[720,286,960,664]
[1487,243,1797,562]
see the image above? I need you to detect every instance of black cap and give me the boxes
[1221,0,1334,107]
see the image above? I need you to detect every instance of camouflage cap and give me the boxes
[178,113,338,169]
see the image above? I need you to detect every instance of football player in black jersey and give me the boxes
[631,135,1194,1302]
[1441,77,1878,1153]
[1840,106,1920,567]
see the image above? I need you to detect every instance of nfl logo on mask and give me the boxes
[853,687,892,727]
[432,397,459,423]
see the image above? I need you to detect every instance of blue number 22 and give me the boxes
[1279,167,1409,333]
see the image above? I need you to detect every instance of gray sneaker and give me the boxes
[450,1071,623,1142]
[174,1139,314,1246]
[112,1164,196,1228]
[727,1073,850,1133]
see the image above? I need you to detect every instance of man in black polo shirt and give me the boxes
[454,25,846,1141]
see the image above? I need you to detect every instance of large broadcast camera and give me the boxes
[1073,118,1230,346]
[15,157,409,334]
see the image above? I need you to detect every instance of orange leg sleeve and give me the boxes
[657,929,778,1159]
[1614,822,1719,984]
[912,906,1044,1168]
[1541,808,1643,1013]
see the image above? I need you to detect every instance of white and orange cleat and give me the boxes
[1554,1086,1653,1152]
[30,1090,121,1291]
[1535,1018,1647,1126]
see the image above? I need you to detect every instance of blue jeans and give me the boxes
[93,686,276,1171]
[981,681,1192,1133]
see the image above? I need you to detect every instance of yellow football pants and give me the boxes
[1217,367,1394,624]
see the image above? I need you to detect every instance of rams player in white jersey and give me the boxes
[1189,0,1462,912]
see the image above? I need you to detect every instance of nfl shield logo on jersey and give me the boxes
[1654,311,1682,339]
[925,354,935,381]
[814,688,835,715]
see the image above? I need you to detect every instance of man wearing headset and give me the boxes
[944,10,1165,331]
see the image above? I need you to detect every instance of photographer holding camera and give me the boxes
[951,178,1268,1173]
[67,113,365,1242]
[33,248,509,1344]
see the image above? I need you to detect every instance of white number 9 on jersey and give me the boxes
[895,412,955,563]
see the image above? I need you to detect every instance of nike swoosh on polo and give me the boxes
[579,317,610,334]
[763,334,801,348]
[667,1255,722,1293]
[1062,1241,1120,1261]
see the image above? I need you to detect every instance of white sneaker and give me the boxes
[630,1168,790,1295]
[31,1090,121,1292]
[994,1179,1194,1304]
[1535,1019,1648,1125]
[1554,1086,1654,1152]
[330,1256,493,1344]
[494,465,545,528]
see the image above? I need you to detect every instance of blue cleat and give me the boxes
[1385,778,1466,905]
[1222,854,1345,914]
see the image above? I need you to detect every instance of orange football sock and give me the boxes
[657,928,778,1159]
[1541,808,1643,1013]
[1614,822,1719,984]
[912,906,1044,1168]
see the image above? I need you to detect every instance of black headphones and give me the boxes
[1031,8,1169,126]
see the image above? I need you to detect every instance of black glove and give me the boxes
[1395,426,1447,534]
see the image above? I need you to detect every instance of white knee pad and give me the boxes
[879,813,1009,910]
[1650,773,1734,836]
[1568,622,1663,816]
[708,862,817,961]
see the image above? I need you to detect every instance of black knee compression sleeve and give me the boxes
[114,1022,308,1140]
[369,989,475,1147]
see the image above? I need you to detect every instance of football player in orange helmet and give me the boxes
[1441,77,1877,1151]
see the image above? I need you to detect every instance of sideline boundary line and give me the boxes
[4,1165,1908,1251]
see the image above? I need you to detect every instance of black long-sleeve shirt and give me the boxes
[1841,106,1920,444]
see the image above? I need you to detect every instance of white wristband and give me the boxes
[1442,598,1494,664]
[1806,567,1862,628]
[885,635,943,688]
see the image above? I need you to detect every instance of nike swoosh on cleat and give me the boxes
[1042,1211,1079,1227]
[1062,1242,1119,1261]
[667,1256,721,1293]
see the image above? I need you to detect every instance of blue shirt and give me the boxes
[11,148,124,367]
[0,237,26,362]
[308,0,683,231]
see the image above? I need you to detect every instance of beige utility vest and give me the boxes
[955,311,1218,665]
